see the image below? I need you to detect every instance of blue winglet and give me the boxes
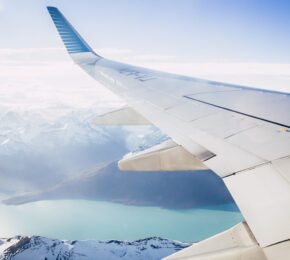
[47,6,97,55]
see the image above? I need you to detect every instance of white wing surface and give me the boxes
[47,7,290,259]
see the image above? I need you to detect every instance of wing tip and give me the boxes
[47,6,57,12]
[46,5,102,59]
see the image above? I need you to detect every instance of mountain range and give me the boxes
[0,236,190,260]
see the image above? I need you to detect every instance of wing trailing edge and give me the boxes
[163,222,282,260]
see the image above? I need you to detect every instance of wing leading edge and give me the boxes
[47,7,290,260]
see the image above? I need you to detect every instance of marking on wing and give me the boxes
[119,68,157,82]
[282,128,290,133]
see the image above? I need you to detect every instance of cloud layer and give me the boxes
[1,47,290,94]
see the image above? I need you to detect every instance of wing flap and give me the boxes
[92,107,151,125]
[163,222,267,260]
[224,159,290,247]
[119,139,208,171]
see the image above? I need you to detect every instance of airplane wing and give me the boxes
[47,6,290,260]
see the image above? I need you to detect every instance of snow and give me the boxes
[0,236,191,260]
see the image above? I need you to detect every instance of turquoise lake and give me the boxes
[0,199,243,242]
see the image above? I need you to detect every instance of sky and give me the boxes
[1,0,290,93]
[0,0,290,61]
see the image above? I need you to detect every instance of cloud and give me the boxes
[98,48,133,56]
[129,61,290,92]
[0,48,69,64]
[0,48,123,120]
[0,47,289,100]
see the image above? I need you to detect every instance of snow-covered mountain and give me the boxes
[0,108,166,155]
[0,236,190,260]
[0,107,167,194]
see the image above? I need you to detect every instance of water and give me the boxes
[0,199,243,242]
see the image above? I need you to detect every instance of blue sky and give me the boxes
[1,0,290,62]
